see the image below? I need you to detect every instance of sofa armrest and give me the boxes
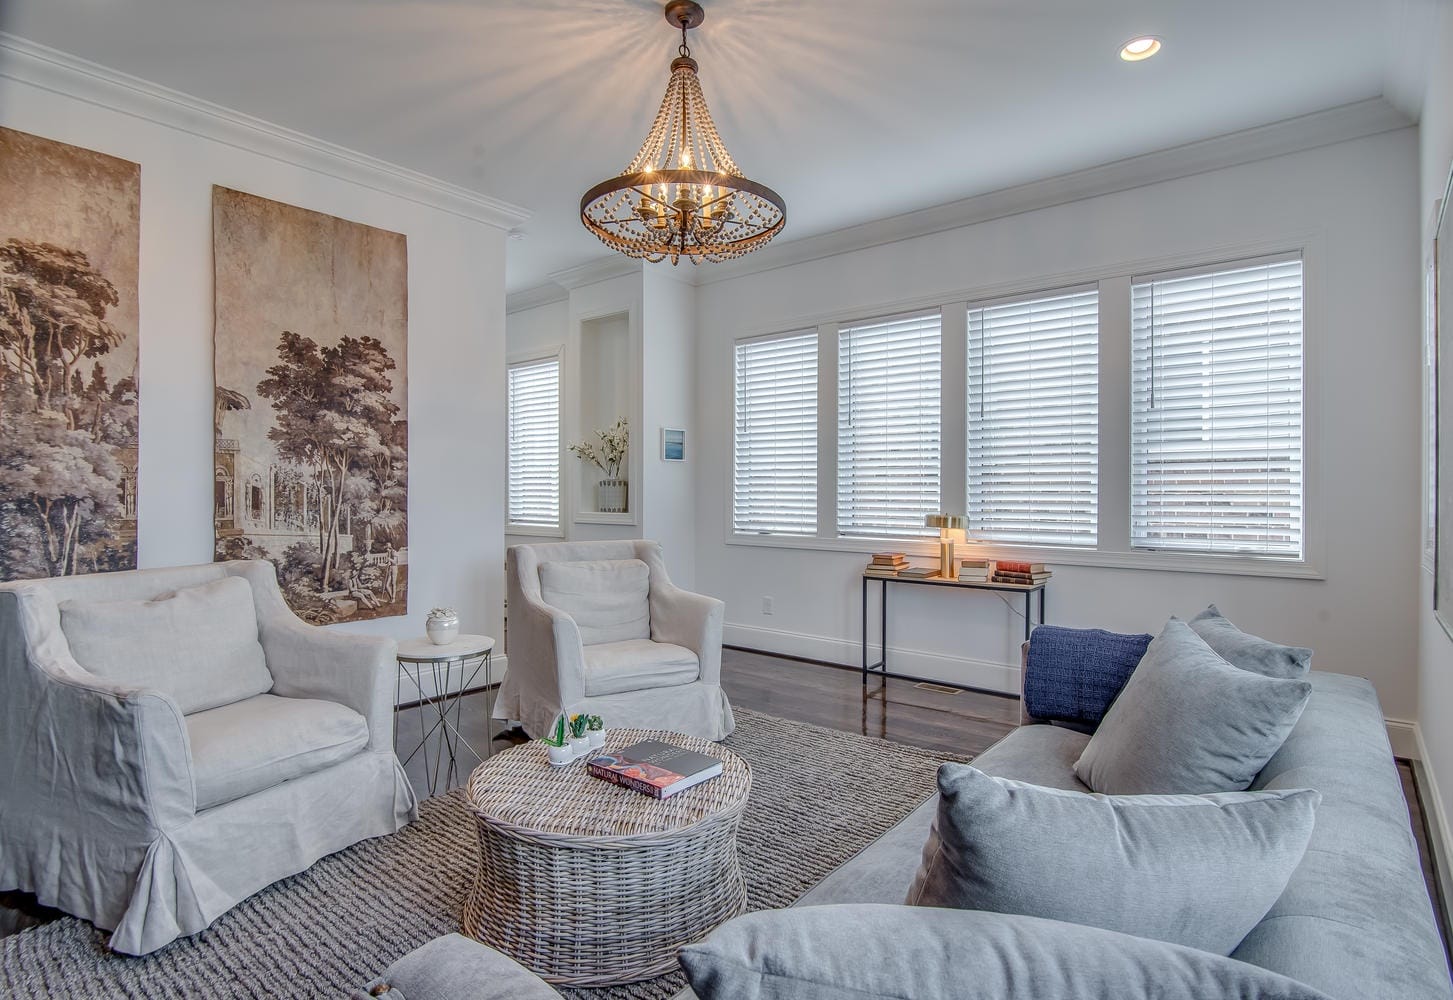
[650,582,725,685]
[1021,625,1152,729]
[227,561,396,752]
[513,588,587,708]
[0,590,196,839]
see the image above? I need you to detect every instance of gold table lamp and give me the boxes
[924,514,968,581]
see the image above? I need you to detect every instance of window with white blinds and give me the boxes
[837,311,941,538]
[1130,256,1304,557]
[507,356,561,529]
[733,330,818,535]
[968,288,1099,546]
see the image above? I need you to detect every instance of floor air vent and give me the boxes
[914,682,961,695]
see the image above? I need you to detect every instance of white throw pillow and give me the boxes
[539,559,651,646]
[60,575,273,715]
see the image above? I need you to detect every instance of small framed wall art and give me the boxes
[661,427,686,462]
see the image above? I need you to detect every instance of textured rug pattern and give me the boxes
[0,709,966,1000]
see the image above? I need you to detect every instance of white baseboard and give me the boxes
[723,622,1020,695]
[1412,722,1453,953]
[394,652,506,706]
[1388,718,1420,759]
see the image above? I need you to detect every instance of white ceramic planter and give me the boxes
[567,736,591,760]
[546,743,574,767]
[588,729,606,750]
[426,615,460,645]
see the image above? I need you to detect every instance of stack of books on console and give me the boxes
[897,566,939,579]
[865,552,908,577]
[957,557,995,583]
[992,560,1052,586]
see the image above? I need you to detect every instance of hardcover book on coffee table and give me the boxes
[587,739,724,798]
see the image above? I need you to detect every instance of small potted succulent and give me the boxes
[567,714,592,759]
[586,715,606,749]
[542,715,573,767]
[426,607,460,645]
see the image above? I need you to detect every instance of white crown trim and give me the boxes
[692,98,1410,284]
[547,257,641,290]
[0,32,531,231]
[506,284,569,315]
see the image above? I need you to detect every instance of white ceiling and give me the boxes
[0,1,1437,294]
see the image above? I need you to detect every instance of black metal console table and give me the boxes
[861,573,1047,686]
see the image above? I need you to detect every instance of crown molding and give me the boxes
[506,284,569,315]
[546,256,640,290]
[0,32,531,231]
[692,97,1412,286]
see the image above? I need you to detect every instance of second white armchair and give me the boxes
[494,539,734,741]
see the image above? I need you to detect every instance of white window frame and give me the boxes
[506,346,565,537]
[723,237,1322,580]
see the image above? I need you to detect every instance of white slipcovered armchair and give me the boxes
[0,560,416,955]
[494,540,734,741]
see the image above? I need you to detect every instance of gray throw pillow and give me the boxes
[1190,604,1312,679]
[1074,618,1312,793]
[906,764,1318,955]
[680,905,1335,1000]
[354,933,561,1000]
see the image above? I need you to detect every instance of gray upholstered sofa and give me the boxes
[768,668,1451,1000]
[0,560,417,956]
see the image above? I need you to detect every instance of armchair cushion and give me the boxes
[58,576,273,714]
[186,693,368,810]
[539,559,650,646]
[582,639,699,696]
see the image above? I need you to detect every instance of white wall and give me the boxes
[694,128,1423,721]
[0,54,515,651]
[504,270,699,587]
[1417,3,1453,859]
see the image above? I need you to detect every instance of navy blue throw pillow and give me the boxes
[1023,626,1153,727]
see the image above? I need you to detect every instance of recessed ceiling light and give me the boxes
[1119,36,1162,62]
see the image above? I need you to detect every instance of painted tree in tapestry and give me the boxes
[212,187,407,623]
[0,127,140,580]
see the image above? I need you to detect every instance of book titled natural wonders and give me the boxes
[587,740,724,799]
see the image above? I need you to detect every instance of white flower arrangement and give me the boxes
[569,417,629,479]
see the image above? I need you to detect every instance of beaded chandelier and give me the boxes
[579,0,786,265]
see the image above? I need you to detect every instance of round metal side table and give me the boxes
[395,634,494,797]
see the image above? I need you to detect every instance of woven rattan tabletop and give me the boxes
[464,728,750,841]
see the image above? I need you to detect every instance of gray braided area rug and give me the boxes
[1,708,967,1000]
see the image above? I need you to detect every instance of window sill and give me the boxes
[724,532,1323,581]
[507,523,564,538]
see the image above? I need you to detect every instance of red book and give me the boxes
[996,560,1047,575]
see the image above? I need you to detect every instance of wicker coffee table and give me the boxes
[460,728,751,986]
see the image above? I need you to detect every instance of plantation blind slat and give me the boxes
[734,330,818,535]
[1130,256,1304,557]
[968,288,1099,546]
[837,310,941,538]
[507,357,561,527]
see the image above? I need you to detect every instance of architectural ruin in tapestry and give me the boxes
[212,187,408,622]
[0,127,140,580]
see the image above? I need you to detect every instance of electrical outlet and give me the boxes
[761,596,774,615]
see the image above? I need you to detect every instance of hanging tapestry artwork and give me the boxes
[212,187,408,622]
[0,127,141,580]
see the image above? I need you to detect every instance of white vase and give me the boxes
[546,743,573,767]
[596,479,628,514]
[588,729,606,749]
[567,736,591,760]
[426,617,460,645]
